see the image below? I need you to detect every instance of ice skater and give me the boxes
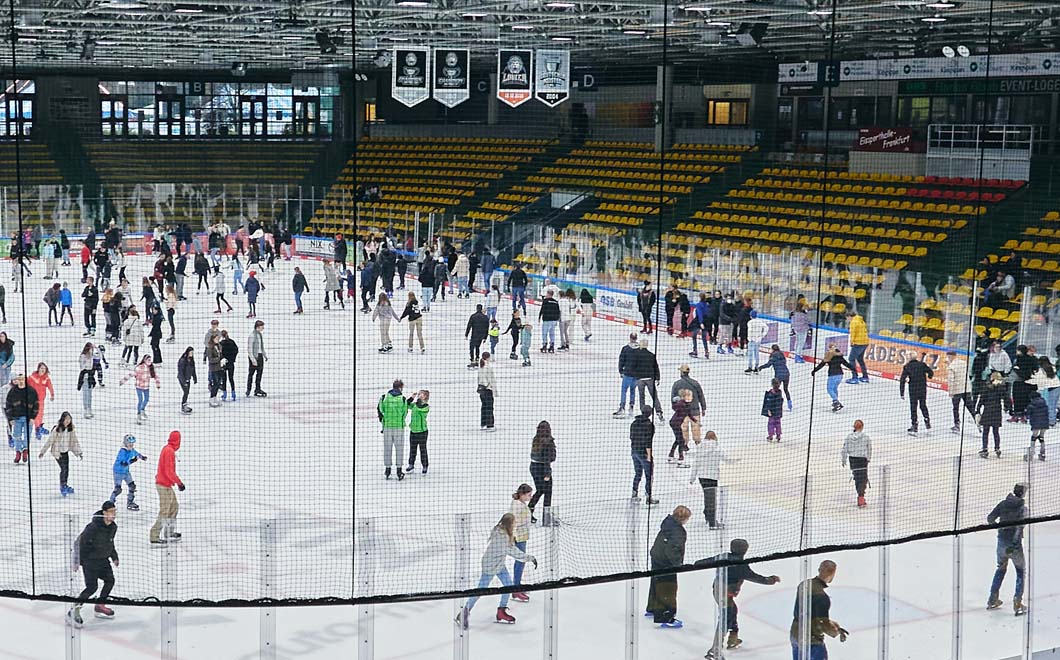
[646,506,690,627]
[404,390,430,474]
[978,372,1006,458]
[698,539,780,659]
[790,560,848,659]
[509,484,533,602]
[213,266,234,313]
[519,322,532,367]
[77,343,97,417]
[372,293,399,353]
[899,353,934,435]
[454,513,537,629]
[150,431,185,545]
[762,378,785,442]
[244,270,263,318]
[66,501,120,627]
[477,352,497,431]
[840,420,872,508]
[292,266,309,314]
[378,379,409,480]
[667,389,696,465]
[1024,389,1048,462]
[120,308,143,365]
[689,431,735,529]
[6,373,38,464]
[109,434,146,510]
[946,350,974,433]
[28,362,55,439]
[119,355,161,424]
[39,411,82,496]
[177,346,198,414]
[986,483,1027,615]
[630,405,657,504]
[811,346,853,412]
[757,344,792,411]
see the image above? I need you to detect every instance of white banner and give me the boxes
[778,62,819,82]
[432,48,470,108]
[392,47,430,107]
[534,49,570,107]
[833,52,1060,81]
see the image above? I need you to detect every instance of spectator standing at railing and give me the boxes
[638,282,657,335]
[845,310,871,384]
[333,233,347,271]
[507,264,528,314]
[378,244,397,297]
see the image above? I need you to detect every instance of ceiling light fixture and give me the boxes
[924,1,955,8]
[462,11,487,17]
[544,1,575,7]
[681,4,711,12]
[101,0,146,8]
[921,14,946,22]
[705,20,730,26]
[622,29,646,35]
[942,45,955,57]
[282,35,303,40]
[173,5,204,14]
[511,24,533,30]
[957,44,970,56]
[807,9,832,16]
[396,0,431,6]
[550,36,572,41]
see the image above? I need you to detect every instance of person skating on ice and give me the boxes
[323,259,343,310]
[762,378,785,443]
[485,283,501,322]
[1023,389,1049,462]
[538,290,560,353]
[119,355,160,424]
[790,560,848,659]
[688,431,736,528]
[527,421,557,525]
[1028,355,1059,428]
[465,304,489,367]
[477,352,497,431]
[163,284,178,342]
[120,307,143,366]
[150,431,185,545]
[219,330,238,400]
[488,319,500,356]
[109,434,146,511]
[840,420,872,508]
[6,373,38,464]
[454,513,537,629]
[845,309,870,383]
[698,539,780,659]
[632,339,664,420]
[291,266,309,314]
[505,309,523,359]
[371,292,399,353]
[946,349,974,433]
[378,379,410,481]
[28,362,55,440]
[743,311,768,373]
[506,263,528,313]
[404,390,430,475]
[789,301,811,363]
[811,345,854,412]
[899,353,934,435]
[637,281,656,334]
[986,483,1027,615]
[244,270,263,318]
[77,343,97,418]
[646,506,691,627]
[717,293,736,354]
[39,411,82,496]
[66,501,120,627]
[671,363,705,439]
[978,372,1006,458]
[213,266,234,314]
[630,405,657,505]
[246,320,268,397]
[756,344,792,410]
[400,292,424,353]
[509,484,533,602]
[519,322,533,367]
[177,346,197,414]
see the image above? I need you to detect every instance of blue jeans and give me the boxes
[487,306,497,322]
[990,538,1025,601]
[421,287,432,311]
[294,291,303,311]
[511,286,526,313]
[82,385,93,412]
[691,328,710,355]
[513,541,527,586]
[465,567,512,611]
[848,344,868,379]
[136,388,150,413]
[482,270,494,291]
[542,321,558,347]
[632,451,653,496]
[10,416,31,451]
[457,276,469,296]
[1046,386,1059,425]
[110,472,136,505]
[747,341,761,369]
[620,376,637,408]
[210,247,220,266]
[827,375,842,402]
[791,641,828,660]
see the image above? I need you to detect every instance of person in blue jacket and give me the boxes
[756,344,792,411]
[690,293,711,359]
[244,270,264,319]
[360,260,377,312]
[59,282,75,326]
[109,434,147,511]
[1025,390,1049,462]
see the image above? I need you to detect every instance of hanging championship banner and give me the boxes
[534,49,570,107]
[497,49,533,108]
[432,48,470,108]
[392,47,430,107]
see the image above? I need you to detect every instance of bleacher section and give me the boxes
[0,143,81,230]
[310,137,555,238]
[86,142,322,185]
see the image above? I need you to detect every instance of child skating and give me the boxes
[1025,389,1049,462]
[38,411,83,496]
[519,322,532,366]
[405,390,430,474]
[455,513,537,629]
[109,434,146,511]
[762,378,784,442]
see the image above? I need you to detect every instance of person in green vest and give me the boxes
[405,390,430,475]
[378,379,410,481]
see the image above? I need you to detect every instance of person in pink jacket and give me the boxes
[27,362,55,438]
[119,355,161,424]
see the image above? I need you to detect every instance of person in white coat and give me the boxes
[558,289,578,351]
[477,352,497,431]
[120,308,144,366]
[485,284,502,322]
[688,431,737,529]
[452,253,471,298]
[371,293,399,353]
[946,350,974,433]
[1028,355,1060,427]
[744,311,769,373]
[455,513,537,628]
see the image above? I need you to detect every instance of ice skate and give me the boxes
[907,427,918,436]
[857,496,867,508]
[455,606,469,630]
[631,491,641,502]
[66,607,83,628]
[951,425,960,433]
[1014,598,1026,616]
[522,359,531,367]
[181,404,192,415]
[725,632,742,649]
[547,344,555,353]
[511,592,530,603]
[986,597,1003,610]
[93,604,114,619]
[396,468,405,481]
[1039,449,1046,461]
[645,496,659,505]
[495,607,515,624]
[385,467,391,480]
[127,502,139,511]
[509,352,517,360]
[979,449,989,459]
[659,619,683,629]
[613,408,628,418]
[995,449,1002,458]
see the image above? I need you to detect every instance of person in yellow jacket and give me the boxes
[845,310,870,384]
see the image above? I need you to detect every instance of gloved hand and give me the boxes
[177,483,186,492]
[530,556,538,570]
[838,626,849,642]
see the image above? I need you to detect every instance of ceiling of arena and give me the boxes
[2,0,1060,70]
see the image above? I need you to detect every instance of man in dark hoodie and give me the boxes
[697,538,781,657]
[538,290,561,353]
[614,333,640,417]
[465,304,490,367]
[646,505,690,626]
[987,483,1027,615]
[630,405,657,504]
[507,264,528,314]
[632,339,663,420]
[899,353,935,435]
[67,500,119,627]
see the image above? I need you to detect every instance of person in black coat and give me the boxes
[1025,390,1049,461]
[82,279,99,336]
[465,304,490,366]
[333,234,348,270]
[193,253,210,293]
[646,506,691,626]
[630,406,657,504]
[638,282,657,334]
[899,354,935,434]
[538,292,561,352]
[706,290,723,343]
[978,372,1007,457]
[360,260,377,312]
[148,304,164,364]
[292,266,309,314]
[631,339,663,418]
[695,538,781,653]
[987,483,1027,614]
[507,265,528,314]
[664,284,679,336]
[1010,345,1039,421]
[418,254,436,310]
[378,247,397,296]
[219,330,239,399]
[68,501,120,625]
[177,346,197,413]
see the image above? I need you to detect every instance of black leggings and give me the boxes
[408,431,428,468]
[982,425,1001,452]
[528,462,552,511]
[216,293,232,311]
[167,309,175,336]
[848,456,869,497]
[668,424,687,459]
[56,452,70,487]
[224,362,236,393]
[478,386,494,428]
[181,380,191,405]
[197,274,209,291]
[78,560,114,601]
[122,346,139,363]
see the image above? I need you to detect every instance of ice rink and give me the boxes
[0,253,1057,658]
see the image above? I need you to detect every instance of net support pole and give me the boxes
[357,518,375,660]
[713,487,729,659]
[160,540,178,660]
[798,477,813,660]
[951,456,963,660]
[64,514,81,660]
[1021,464,1034,660]
[542,506,558,660]
[624,503,638,660]
[1018,285,1032,343]
[877,466,890,660]
[453,514,470,660]
[260,519,276,660]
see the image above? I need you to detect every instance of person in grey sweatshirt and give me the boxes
[246,320,267,397]
[456,513,537,629]
[840,420,872,508]
[671,364,707,420]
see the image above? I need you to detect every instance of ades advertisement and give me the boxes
[864,339,949,389]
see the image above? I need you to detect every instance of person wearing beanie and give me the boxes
[696,538,781,658]
[987,483,1027,615]
[110,433,146,511]
[840,420,872,508]
[150,431,184,545]
[67,500,120,627]
[244,270,263,319]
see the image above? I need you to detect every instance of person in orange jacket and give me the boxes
[149,430,185,545]
[27,362,55,439]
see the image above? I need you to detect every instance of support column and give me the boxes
[877,466,890,660]
[260,519,277,660]
[951,456,963,660]
[624,504,639,660]
[1021,464,1034,660]
[798,477,813,660]
[487,74,499,126]
[357,518,375,660]
[160,540,178,660]
[65,514,81,660]
[654,65,673,154]
[453,514,471,660]
[542,507,559,660]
